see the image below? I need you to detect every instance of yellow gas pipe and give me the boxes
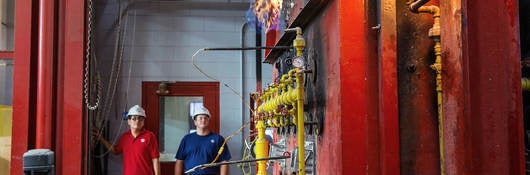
[255,120,269,175]
[291,27,306,175]
[416,5,445,175]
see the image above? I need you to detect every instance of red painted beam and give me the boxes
[316,1,342,174]
[465,0,524,174]
[379,0,400,174]
[442,0,525,174]
[36,0,56,149]
[397,1,440,173]
[0,51,13,58]
[440,1,467,174]
[55,0,85,174]
[339,0,373,173]
[11,0,35,174]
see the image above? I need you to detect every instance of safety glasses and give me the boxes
[128,116,145,121]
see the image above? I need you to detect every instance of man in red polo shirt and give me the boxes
[97,105,161,175]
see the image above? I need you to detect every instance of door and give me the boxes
[142,81,219,175]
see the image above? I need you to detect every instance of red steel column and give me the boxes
[442,0,525,174]
[11,0,36,174]
[465,0,524,174]
[380,0,400,174]
[36,0,56,149]
[440,1,467,173]
[337,0,380,174]
[56,0,85,173]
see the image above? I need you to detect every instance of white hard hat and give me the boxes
[192,106,211,119]
[127,105,146,117]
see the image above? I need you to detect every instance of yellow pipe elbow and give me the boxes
[291,28,306,57]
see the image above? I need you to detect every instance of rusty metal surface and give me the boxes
[439,0,467,174]
[316,1,341,173]
[438,0,525,174]
[397,0,440,174]
[463,0,524,174]
[380,0,401,173]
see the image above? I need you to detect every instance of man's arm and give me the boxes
[95,132,117,153]
[174,159,184,175]
[152,158,161,175]
[220,161,229,175]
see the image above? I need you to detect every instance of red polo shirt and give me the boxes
[115,129,160,175]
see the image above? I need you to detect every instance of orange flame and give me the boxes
[253,0,283,30]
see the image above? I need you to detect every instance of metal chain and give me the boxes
[84,0,100,110]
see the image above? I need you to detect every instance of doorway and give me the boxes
[142,81,220,174]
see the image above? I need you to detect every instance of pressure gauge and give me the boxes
[293,56,305,68]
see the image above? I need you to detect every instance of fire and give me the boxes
[253,0,283,30]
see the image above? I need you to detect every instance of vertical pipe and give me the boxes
[295,68,305,175]
[432,37,443,175]
[289,27,306,175]
[255,17,262,92]
[36,0,55,149]
[255,120,268,175]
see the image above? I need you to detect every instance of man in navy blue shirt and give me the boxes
[174,106,231,175]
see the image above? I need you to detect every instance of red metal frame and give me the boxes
[11,0,85,174]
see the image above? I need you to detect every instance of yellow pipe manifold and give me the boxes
[254,27,307,175]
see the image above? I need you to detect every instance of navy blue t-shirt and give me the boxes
[175,132,231,174]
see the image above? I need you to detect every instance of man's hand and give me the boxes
[92,128,116,153]
[92,128,103,141]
